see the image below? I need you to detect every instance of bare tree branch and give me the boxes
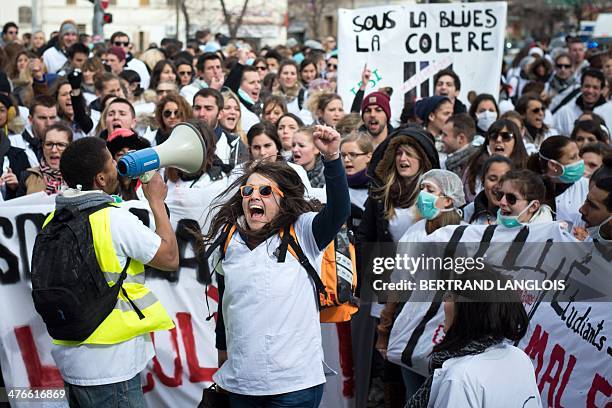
[219,0,250,39]
[180,0,190,45]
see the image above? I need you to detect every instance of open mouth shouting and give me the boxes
[248,201,265,222]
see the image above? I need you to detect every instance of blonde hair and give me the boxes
[220,89,246,145]
[374,142,431,219]
[340,131,373,154]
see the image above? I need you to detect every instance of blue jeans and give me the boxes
[65,374,145,408]
[228,384,324,408]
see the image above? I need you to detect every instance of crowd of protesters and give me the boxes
[1,16,611,408]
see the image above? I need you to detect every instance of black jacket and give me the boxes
[1,135,31,200]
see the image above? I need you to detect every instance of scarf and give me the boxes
[39,160,64,195]
[346,168,369,188]
[407,336,503,408]
[306,156,325,188]
[55,188,114,211]
[549,75,576,94]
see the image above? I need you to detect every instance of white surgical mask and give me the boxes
[476,110,497,132]
[587,215,612,242]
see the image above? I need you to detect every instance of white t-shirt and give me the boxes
[126,57,151,90]
[240,102,260,133]
[51,206,162,386]
[428,344,542,408]
[9,131,39,167]
[42,47,68,74]
[213,212,326,395]
[388,207,418,242]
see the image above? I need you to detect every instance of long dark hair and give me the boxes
[434,266,529,353]
[464,119,528,196]
[199,161,319,248]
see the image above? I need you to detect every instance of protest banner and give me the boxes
[337,2,507,124]
[0,189,354,408]
[383,223,611,407]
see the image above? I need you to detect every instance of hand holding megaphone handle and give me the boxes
[139,171,155,184]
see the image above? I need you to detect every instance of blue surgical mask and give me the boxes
[417,190,455,220]
[496,201,535,228]
[558,159,585,184]
[587,215,612,241]
[540,153,584,184]
[417,190,441,220]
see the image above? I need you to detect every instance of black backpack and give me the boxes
[31,203,138,342]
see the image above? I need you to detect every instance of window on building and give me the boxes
[325,16,334,37]
[77,24,86,33]
[18,6,32,24]
[66,0,76,5]
[140,0,150,5]
[167,0,177,6]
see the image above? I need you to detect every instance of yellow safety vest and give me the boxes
[45,205,175,345]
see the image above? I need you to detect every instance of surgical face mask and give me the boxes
[587,215,612,241]
[496,201,535,228]
[558,159,585,184]
[476,111,497,132]
[540,153,585,184]
[417,190,455,220]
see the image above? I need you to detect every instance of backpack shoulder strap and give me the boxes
[278,225,326,295]
[202,224,236,262]
[551,87,581,114]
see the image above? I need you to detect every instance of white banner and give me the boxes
[386,223,612,407]
[337,2,507,123]
[0,189,354,407]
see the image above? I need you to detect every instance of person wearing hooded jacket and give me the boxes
[355,126,440,407]
[42,21,79,74]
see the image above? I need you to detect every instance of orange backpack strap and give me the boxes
[277,226,326,297]
[202,224,236,262]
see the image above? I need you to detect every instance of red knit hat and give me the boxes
[361,91,391,122]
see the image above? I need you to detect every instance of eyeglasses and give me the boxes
[162,110,179,118]
[113,41,129,47]
[327,64,337,69]
[156,89,173,95]
[556,64,571,69]
[488,131,514,142]
[44,141,69,150]
[256,65,267,71]
[530,107,544,114]
[341,152,368,160]
[494,190,525,205]
[240,184,284,198]
[178,71,192,76]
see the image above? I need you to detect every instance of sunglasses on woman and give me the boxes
[493,190,525,205]
[530,107,544,114]
[240,184,284,198]
[162,110,179,118]
[488,131,514,142]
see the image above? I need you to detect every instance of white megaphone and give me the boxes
[117,122,207,183]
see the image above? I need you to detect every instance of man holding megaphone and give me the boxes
[31,136,180,406]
